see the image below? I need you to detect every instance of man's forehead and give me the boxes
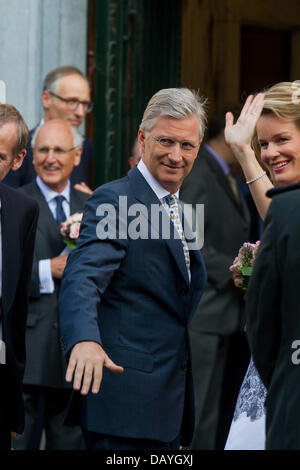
[57,74,90,97]
[148,114,200,138]
[0,121,18,142]
[36,122,73,144]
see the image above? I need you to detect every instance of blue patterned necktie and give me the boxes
[55,195,66,225]
[166,194,191,279]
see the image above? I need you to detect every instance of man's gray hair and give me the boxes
[31,122,84,148]
[43,66,88,94]
[140,88,207,139]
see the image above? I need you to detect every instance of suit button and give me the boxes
[181,362,188,372]
[180,287,188,295]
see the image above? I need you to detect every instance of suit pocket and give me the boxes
[103,345,154,372]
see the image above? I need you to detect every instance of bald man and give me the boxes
[14,120,89,450]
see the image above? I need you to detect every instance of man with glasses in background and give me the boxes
[4,66,94,193]
[13,119,89,450]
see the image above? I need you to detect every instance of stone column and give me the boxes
[0,0,88,128]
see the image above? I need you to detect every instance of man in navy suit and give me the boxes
[0,104,39,449]
[59,88,207,450]
[3,66,94,192]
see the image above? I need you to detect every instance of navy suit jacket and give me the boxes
[3,128,94,188]
[59,166,207,446]
[0,183,39,432]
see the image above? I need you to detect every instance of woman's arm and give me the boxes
[225,93,273,220]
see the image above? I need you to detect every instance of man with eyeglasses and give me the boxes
[13,119,89,450]
[59,88,207,450]
[4,66,94,193]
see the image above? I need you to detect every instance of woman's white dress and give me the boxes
[225,357,266,450]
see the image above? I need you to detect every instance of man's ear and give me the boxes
[137,129,146,156]
[42,90,51,110]
[11,149,26,172]
[73,146,82,167]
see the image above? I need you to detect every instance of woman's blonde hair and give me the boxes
[252,81,300,158]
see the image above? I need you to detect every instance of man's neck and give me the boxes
[207,137,233,165]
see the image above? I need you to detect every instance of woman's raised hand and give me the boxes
[225,93,264,150]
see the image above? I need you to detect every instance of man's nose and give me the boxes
[168,143,182,160]
[45,149,57,162]
[74,103,86,118]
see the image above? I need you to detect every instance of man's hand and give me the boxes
[50,254,68,279]
[66,341,124,395]
[73,182,93,195]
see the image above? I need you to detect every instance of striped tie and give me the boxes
[166,194,190,279]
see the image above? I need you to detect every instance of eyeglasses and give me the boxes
[49,92,94,113]
[35,146,78,157]
[153,136,199,154]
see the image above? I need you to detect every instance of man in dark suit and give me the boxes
[13,119,89,450]
[246,183,300,450]
[0,104,39,450]
[59,88,207,450]
[3,66,94,192]
[180,110,254,449]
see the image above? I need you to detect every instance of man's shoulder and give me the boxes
[92,173,131,201]
[0,182,38,213]
[82,136,94,155]
[71,187,91,205]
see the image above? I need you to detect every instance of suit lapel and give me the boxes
[0,185,21,316]
[128,167,190,286]
[70,186,87,214]
[31,181,65,253]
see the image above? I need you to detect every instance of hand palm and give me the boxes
[225,93,264,147]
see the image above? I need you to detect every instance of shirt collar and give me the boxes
[137,160,179,201]
[36,176,70,204]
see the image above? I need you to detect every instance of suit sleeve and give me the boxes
[246,201,281,388]
[59,187,128,355]
[13,202,39,354]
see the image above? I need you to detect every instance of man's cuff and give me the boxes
[39,259,55,294]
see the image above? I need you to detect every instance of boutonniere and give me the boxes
[59,212,83,250]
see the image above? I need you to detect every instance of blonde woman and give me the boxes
[224,82,300,449]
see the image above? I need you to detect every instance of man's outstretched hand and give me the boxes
[66,341,124,395]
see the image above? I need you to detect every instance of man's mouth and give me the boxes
[70,119,80,127]
[44,167,59,172]
[162,163,183,170]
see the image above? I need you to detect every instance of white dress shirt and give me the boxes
[137,160,179,204]
[36,176,71,294]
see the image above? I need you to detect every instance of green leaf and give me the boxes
[241,266,253,276]
[64,239,77,251]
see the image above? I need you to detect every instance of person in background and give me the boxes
[4,66,94,194]
[128,138,142,168]
[13,119,89,450]
[0,104,39,449]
